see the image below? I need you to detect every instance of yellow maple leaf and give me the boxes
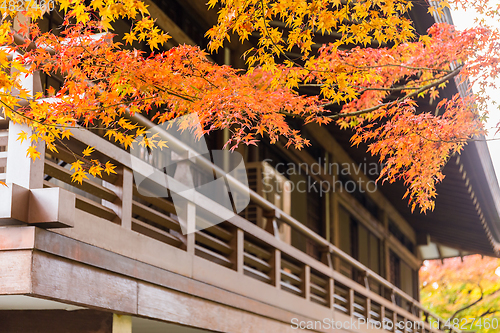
[25,145,40,160]
[82,146,95,157]
[123,32,137,45]
[17,130,28,143]
[104,161,117,175]
[70,160,84,172]
[157,140,168,150]
[89,164,103,178]
[71,170,89,185]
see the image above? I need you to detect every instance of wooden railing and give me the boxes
[2,119,457,333]
[0,120,7,182]
[0,131,7,182]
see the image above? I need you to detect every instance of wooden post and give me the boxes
[103,167,133,229]
[365,297,371,322]
[264,210,280,239]
[328,277,335,309]
[185,201,196,255]
[6,42,44,189]
[381,306,386,328]
[321,249,333,268]
[348,288,355,316]
[364,273,370,290]
[302,265,311,301]
[112,314,132,333]
[171,197,196,254]
[393,312,398,333]
[332,191,340,271]
[382,210,391,280]
[270,249,281,288]
[171,151,196,254]
[230,228,244,274]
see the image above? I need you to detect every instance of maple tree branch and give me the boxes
[343,63,455,73]
[448,284,484,323]
[77,42,200,103]
[258,0,295,64]
[447,284,500,333]
[326,66,463,119]
[478,308,500,318]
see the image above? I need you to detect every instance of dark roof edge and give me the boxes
[471,140,500,253]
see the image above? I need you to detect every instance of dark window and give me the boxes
[337,171,380,219]
[388,219,415,253]
[338,205,382,281]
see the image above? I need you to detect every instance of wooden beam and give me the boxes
[0,250,32,294]
[2,226,434,330]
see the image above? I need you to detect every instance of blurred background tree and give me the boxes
[420,255,500,332]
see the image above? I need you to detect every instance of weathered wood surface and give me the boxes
[31,251,138,313]
[0,250,32,295]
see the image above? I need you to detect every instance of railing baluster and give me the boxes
[328,278,335,309]
[348,288,355,316]
[302,265,311,301]
[270,249,281,288]
[366,297,371,322]
[230,228,244,274]
[103,166,133,229]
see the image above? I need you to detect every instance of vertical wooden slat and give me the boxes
[103,167,133,229]
[365,297,371,322]
[230,228,244,274]
[328,277,335,309]
[270,249,281,288]
[382,210,391,280]
[302,265,311,301]
[176,200,196,255]
[332,191,340,271]
[348,288,355,316]
[172,150,195,254]
[393,312,398,333]
[381,305,386,328]
[120,168,133,229]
